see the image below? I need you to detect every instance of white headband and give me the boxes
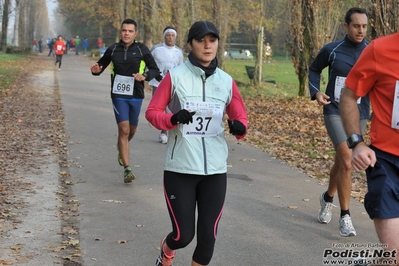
[163,29,177,38]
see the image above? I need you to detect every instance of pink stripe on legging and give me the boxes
[164,185,180,241]
[214,205,224,238]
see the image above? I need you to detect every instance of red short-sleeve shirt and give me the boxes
[345,33,399,156]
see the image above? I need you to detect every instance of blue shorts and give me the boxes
[112,98,143,125]
[364,145,399,219]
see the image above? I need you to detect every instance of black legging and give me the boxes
[55,55,63,68]
[163,171,227,265]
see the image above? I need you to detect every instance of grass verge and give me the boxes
[0,52,28,93]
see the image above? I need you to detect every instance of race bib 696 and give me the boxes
[112,74,135,96]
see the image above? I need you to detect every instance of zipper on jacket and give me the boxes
[201,76,206,101]
[171,135,178,160]
[202,138,208,175]
[124,46,127,60]
[201,76,208,175]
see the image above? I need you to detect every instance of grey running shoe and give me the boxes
[318,192,334,224]
[339,214,357,237]
[156,237,175,266]
[123,166,135,183]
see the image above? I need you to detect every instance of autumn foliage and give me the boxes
[243,95,369,201]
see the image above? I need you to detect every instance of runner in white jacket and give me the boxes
[149,26,184,144]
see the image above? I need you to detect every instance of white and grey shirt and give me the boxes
[149,43,184,87]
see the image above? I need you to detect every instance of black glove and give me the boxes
[228,120,246,136]
[171,110,196,125]
[155,74,163,82]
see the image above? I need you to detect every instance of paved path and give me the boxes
[5,54,380,266]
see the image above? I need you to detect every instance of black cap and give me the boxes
[187,21,220,42]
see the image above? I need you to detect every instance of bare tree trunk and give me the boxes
[12,0,21,46]
[125,0,133,18]
[18,0,26,48]
[117,0,125,22]
[290,0,317,97]
[315,1,345,46]
[369,0,399,38]
[171,0,185,49]
[290,0,351,96]
[27,0,36,49]
[142,0,152,48]
[191,0,195,23]
[253,1,264,86]
[213,0,230,71]
[18,0,34,49]
[1,0,11,52]
[35,0,50,39]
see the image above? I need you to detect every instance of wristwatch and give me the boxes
[346,134,364,149]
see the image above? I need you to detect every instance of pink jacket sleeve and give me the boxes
[226,80,248,140]
[145,73,176,131]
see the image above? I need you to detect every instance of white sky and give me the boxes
[46,0,58,21]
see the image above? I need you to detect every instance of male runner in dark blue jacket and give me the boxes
[308,7,370,237]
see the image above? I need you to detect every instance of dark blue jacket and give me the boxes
[308,35,370,119]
